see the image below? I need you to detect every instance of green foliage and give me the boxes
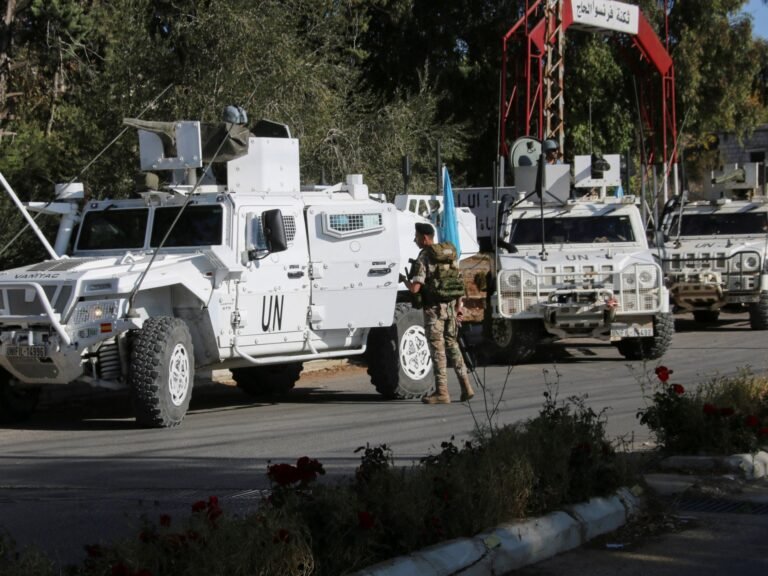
[0,390,631,576]
[637,366,768,455]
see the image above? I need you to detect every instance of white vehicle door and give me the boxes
[235,204,310,349]
[305,202,401,330]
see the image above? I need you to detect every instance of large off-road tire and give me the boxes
[748,292,768,330]
[230,363,303,397]
[366,303,434,399]
[129,317,194,428]
[615,313,674,361]
[486,318,543,364]
[693,310,720,324]
[0,368,40,424]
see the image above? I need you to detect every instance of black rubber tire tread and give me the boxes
[693,310,720,323]
[366,303,434,399]
[0,368,40,424]
[748,292,768,330]
[230,363,303,397]
[486,318,542,364]
[129,317,194,428]
[616,313,674,361]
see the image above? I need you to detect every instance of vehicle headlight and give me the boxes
[502,272,521,291]
[740,255,760,272]
[71,300,121,326]
[639,269,655,285]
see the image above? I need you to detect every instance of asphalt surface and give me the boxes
[515,480,768,576]
[1,312,767,572]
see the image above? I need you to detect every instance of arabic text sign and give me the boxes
[570,0,639,35]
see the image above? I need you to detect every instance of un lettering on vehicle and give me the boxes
[261,294,284,332]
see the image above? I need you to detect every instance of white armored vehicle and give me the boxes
[484,139,673,362]
[658,163,768,328]
[0,116,439,426]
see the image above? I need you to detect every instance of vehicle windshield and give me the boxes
[509,215,635,244]
[76,204,224,251]
[150,205,223,247]
[77,208,149,250]
[669,212,768,236]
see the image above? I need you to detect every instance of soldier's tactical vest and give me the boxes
[423,242,465,304]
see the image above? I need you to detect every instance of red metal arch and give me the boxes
[500,0,677,171]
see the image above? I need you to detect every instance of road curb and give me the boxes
[351,488,641,576]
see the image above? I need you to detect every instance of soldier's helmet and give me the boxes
[222,105,248,125]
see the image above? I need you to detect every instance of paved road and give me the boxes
[0,312,766,566]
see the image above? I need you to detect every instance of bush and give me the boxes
[637,366,768,455]
[0,387,633,576]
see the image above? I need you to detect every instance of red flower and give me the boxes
[719,407,735,417]
[191,500,207,513]
[357,510,375,530]
[758,427,768,437]
[671,384,685,395]
[267,463,301,486]
[703,403,718,415]
[745,415,760,428]
[296,456,325,485]
[655,366,672,382]
[159,514,171,528]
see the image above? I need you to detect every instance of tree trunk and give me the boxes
[1,0,17,132]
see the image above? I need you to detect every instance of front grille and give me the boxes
[497,264,661,316]
[663,251,762,289]
[0,284,74,317]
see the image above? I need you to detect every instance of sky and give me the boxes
[744,0,768,39]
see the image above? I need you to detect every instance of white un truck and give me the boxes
[0,117,443,426]
[483,138,673,362]
[658,163,768,328]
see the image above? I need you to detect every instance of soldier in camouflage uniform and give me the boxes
[402,222,474,404]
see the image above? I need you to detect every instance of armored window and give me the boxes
[509,215,636,245]
[322,212,383,238]
[671,213,768,236]
[77,208,149,250]
[150,205,224,247]
[249,214,297,250]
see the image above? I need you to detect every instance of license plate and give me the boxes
[611,327,653,338]
[729,295,756,304]
[6,345,47,358]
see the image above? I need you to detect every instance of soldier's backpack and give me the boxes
[424,242,465,303]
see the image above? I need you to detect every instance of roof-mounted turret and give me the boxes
[124,116,300,195]
[704,163,764,200]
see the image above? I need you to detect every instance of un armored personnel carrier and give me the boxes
[658,163,768,328]
[483,138,673,362]
[0,116,442,426]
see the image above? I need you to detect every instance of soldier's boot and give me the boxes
[422,380,451,404]
[459,374,475,402]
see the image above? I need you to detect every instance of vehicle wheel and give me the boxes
[615,313,674,360]
[0,368,40,424]
[486,318,542,364]
[231,363,303,397]
[748,292,768,330]
[366,303,434,399]
[129,317,194,428]
[693,310,720,323]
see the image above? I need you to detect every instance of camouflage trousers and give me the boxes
[423,303,469,389]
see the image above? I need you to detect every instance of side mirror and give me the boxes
[262,209,288,253]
